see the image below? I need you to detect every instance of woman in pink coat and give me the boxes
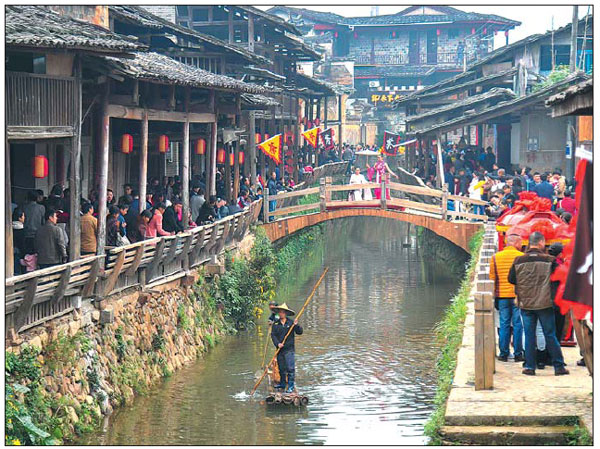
[146,202,174,238]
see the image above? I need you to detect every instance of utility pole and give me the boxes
[565,6,578,180]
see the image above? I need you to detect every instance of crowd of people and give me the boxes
[491,231,585,375]
[10,168,273,274]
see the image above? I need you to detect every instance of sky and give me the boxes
[258,4,592,49]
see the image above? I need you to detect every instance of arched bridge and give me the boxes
[260,178,487,253]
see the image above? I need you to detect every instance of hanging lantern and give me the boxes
[334,31,338,38]
[120,133,133,154]
[264,133,270,141]
[158,135,169,153]
[195,138,206,155]
[217,147,226,164]
[255,132,261,143]
[314,118,320,126]
[483,27,487,35]
[238,151,245,165]
[32,155,48,179]
[353,31,358,39]
[436,28,441,36]
[471,27,475,35]
[229,152,235,166]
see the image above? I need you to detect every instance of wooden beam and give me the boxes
[6,135,14,278]
[69,56,82,261]
[182,88,191,231]
[7,126,74,140]
[13,277,38,332]
[139,109,149,213]
[247,13,255,52]
[209,119,218,196]
[51,265,72,304]
[81,257,101,297]
[228,9,234,44]
[147,239,166,280]
[107,104,215,123]
[103,250,125,296]
[97,83,110,257]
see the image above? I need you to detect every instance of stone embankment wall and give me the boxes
[6,271,226,442]
[418,227,470,277]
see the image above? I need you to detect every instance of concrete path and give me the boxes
[446,292,593,433]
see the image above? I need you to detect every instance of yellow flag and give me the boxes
[258,134,282,165]
[302,127,320,149]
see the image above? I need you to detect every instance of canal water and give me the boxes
[84,218,463,445]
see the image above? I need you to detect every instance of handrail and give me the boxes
[5,199,262,335]
[264,178,489,223]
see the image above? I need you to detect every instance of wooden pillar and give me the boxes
[247,13,255,53]
[224,142,232,202]
[435,132,445,189]
[233,114,241,201]
[139,109,149,213]
[338,94,343,146]
[97,83,110,256]
[6,136,14,278]
[279,93,285,179]
[69,56,82,261]
[228,9,234,44]
[293,94,300,182]
[182,89,191,230]
[258,117,265,180]
[324,96,329,130]
[249,111,257,183]
[209,118,217,196]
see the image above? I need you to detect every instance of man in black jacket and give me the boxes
[271,303,303,393]
[163,200,184,233]
[508,232,568,376]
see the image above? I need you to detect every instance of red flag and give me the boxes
[257,134,282,165]
[383,131,401,156]
[320,128,335,150]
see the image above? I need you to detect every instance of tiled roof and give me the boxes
[6,5,144,53]
[103,52,267,94]
[109,5,270,65]
[546,78,593,106]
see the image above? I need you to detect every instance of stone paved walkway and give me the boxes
[446,293,593,434]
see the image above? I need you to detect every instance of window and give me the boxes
[192,8,208,22]
[176,6,188,17]
[539,45,570,72]
[6,52,46,74]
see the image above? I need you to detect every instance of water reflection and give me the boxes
[82,218,462,445]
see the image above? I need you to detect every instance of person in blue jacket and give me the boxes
[271,303,303,393]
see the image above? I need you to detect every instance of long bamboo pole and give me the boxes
[251,267,329,395]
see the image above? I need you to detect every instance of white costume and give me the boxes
[348,173,372,201]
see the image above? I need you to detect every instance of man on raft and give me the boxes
[271,303,303,393]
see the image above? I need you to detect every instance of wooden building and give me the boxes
[268,6,519,140]
[397,15,593,173]
[5,5,268,275]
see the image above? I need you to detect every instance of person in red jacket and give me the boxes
[558,190,576,215]
[146,202,173,238]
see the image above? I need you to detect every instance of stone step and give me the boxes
[440,425,574,445]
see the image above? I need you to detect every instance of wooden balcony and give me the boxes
[6,71,77,139]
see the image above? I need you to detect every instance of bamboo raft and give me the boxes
[263,363,309,407]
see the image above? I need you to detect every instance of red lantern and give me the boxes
[229,153,235,166]
[314,118,320,126]
[158,135,169,153]
[32,155,48,179]
[353,31,358,39]
[120,134,133,154]
[255,133,261,143]
[483,27,487,35]
[392,31,396,38]
[436,28,441,36]
[217,148,226,164]
[471,27,475,35]
[264,133,270,141]
[238,151,245,165]
[195,138,206,155]
[334,31,338,38]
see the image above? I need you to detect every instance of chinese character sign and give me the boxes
[320,128,335,151]
[258,134,282,165]
[383,131,401,156]
[302,127,321,149]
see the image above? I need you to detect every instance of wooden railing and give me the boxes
[263,177,489,223]
[5,200,262,335]
[6,71,77,127]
